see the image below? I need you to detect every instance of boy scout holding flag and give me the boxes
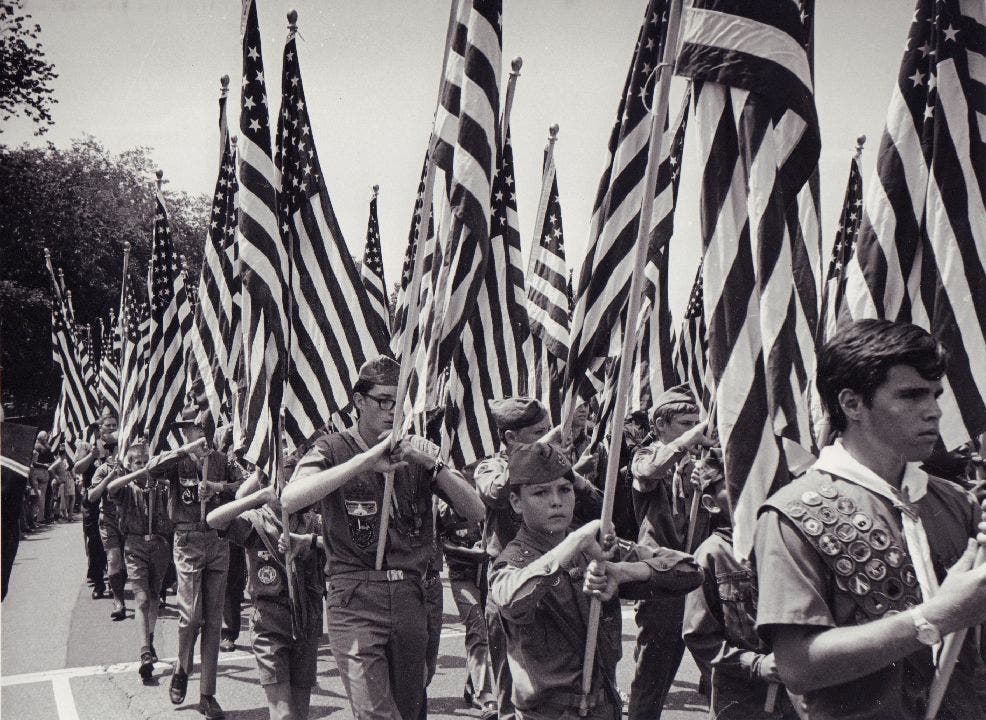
[284,355,484,720]
[489,441,703,720]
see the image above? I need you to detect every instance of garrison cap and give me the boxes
[508,441,572,486]
[358,355,400,386]
[171,404,203,430]
[652,384,695,412]
[487,397,548,432]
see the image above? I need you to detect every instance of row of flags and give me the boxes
[43,0,984,553]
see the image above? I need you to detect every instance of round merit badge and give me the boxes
[850,512,873,532]
[865,558,888,581]
[869,527,891,550]
[818,534,842,556]
[801,491,823,507]
[885,546,905,568]
[257,565,278,585]
[801,516,824,536]
[818,484,839,499]
[835,496,857,515]
[817,506,839,525]
[834,522,858,543]
[786,502,808,519]
[848,540,872,563]
[834,556,856,576]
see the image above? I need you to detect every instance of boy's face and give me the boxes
[509,477,575,537]
[844,364,942,463]
[355,383,397,439]
[99,417,118,440]
[126,450,148,473]
[504,414,552,448]
[655,410,699,443]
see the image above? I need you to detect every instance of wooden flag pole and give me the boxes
[118,242,131,339]
[374,0,461,571]
[578,0,685,714]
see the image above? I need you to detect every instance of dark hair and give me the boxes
[817,319,946,432]
[352,378,375,397]
[626,410,649,428]
[653,401,698,426]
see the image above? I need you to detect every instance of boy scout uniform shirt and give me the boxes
[489,524,703,714]
[755,469,985,720]
[631,440,709,552]
[294,429,441,575]
[113,482,171,539]
[224,506,323,606]
[92,463,122,537]
[149,448,235,525]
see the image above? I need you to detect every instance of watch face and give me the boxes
[915,618,941,646]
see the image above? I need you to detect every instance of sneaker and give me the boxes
[138,651,154,681]
[170,668,188,705]
[197,694,225,719]
[219,637,236,652]
[91,587,105,600]
[110,601,127,621]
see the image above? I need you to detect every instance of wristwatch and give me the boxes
[431,458,446,476]
[912,611,942,646]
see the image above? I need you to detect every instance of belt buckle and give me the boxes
[386,569,405,581]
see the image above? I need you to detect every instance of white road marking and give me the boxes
[51,677,80,720]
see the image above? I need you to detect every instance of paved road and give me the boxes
[1,520,708,719]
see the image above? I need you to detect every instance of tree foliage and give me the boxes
[0,0,58,134]
[0,137,208,418]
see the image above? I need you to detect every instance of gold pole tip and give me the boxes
[43,247,51,259]
[220,75,230,89]
[549,124,560,139]
[511,57,523,73]
[155,169,164,180]
[287,9,298,25]
[372,184,380,196]
[123,240,131,251]
[856,134,866,147]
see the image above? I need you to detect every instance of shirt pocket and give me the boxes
[715,568,761,652]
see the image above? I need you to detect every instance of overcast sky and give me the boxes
[4,0,914,319]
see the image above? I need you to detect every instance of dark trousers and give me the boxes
[486,599,515,720]
[628,596,686,720]
[1,477,26,600]
[222,544,247,641]
[84,521,107,590]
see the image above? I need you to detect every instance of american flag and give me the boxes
[817,141,864,344]
[631,89,691,411]
[564,0,674,412]
[144,184,193,453]
[236,0,289,484]
[361,187,391,332]
[45,254,99,453]
[76,319,98,397]
[187,76,240,443]
[672,260,711,416]
[276,21,391,450]
[117,281,150,458]
[527,126,569,422]
[443,125,531,467]
[410,0,501,417]
[677,0,821,558]
[98,315,121,415]
[844,0,986,448]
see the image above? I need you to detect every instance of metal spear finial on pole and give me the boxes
[855,134,866,159]
[155,169,164,191]
[372,184,380,200]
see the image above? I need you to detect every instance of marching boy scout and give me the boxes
[163,407,242,719]
[755,320,986,719]
[475,397,602,720]
[490,441,703,720]
[283,355,485,720]
[105,440,171,682]
[207,477,327,720]
[88,456,128,619]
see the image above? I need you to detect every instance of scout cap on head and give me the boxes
[487,397,547,432]
[652,384,694,411]
[171,404,202,430]
[508,441,572,486]
[358,355,400,386]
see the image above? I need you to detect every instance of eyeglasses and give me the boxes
[362,393,397,411]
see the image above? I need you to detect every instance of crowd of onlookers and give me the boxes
[23,431,80,530]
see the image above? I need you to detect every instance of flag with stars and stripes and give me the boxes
[407,0,501,421]
[98,315,121,415]
[676,0,821,558]
[818,147,864,344]
[361,190,391,332]
[45,256,99,453]
[844,0,986,448]
[527,132,569,422]
[564,0,675,413]
[673,260,711,416]
[144,188,193,453]
[187,80,240,444]
[443,125,532,467]
[276,24,391,450]
[235,0,289,484]
[117,281,150,458]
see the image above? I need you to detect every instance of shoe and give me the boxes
[110,601,127,620]
[91,587,105,600]
[480,702,498,720]
[197,695,225,719]
[158,597,167,609]
[138,651,154,681]
[170,668,188,704]
[149,645,158,664]
[219,637,235,652]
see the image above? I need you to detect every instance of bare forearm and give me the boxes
[283,451,376,513]
[436,469,484,521]
[206,489,266,530]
